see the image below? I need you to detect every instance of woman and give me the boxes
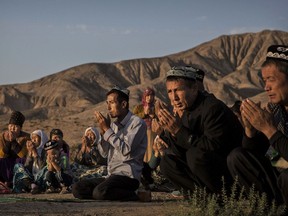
[0,111,30,188]
[71,127,107,183]
[133,88,157,188]
[13,130,48,194]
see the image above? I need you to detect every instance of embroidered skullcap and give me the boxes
[266,45,288,62]
[167,66,204,81]
[50,128,63,140]
[9,111,25,127]
[110,85,130,97]
[195,69,205,82]
[44,140,58,151]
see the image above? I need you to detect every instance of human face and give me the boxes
[262,64,288,106]
[8,124,21,137]
[47,148,59,157]
[51,134,62,141]
[106,93,126,119]
[166,79,198,112]
[145,94,154,104]
[31,134,41,147]
[85,129,96,144]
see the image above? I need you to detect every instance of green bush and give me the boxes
[181,177,286,216]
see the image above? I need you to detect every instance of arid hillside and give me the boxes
[0,29,287,147]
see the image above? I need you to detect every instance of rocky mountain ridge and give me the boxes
[0,29,287,146]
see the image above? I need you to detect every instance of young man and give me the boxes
[72,86,148,201]
[228,45,288,206]
[156,66,243,194]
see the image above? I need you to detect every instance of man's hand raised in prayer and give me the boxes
[94,111,111,135]
[241,98,277,139]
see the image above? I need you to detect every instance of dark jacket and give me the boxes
[163,92,243,158]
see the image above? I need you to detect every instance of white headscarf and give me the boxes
[31,130,49,156]
[84,127,101,145]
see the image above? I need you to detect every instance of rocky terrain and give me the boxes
[0,29,287,147]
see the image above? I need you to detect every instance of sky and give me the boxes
[0,0,287,85]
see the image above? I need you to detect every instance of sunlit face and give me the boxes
[85,129,96,144]
[262,64,288,106]
[166,79,198,112]
[106,93,126,118]
[8,124,21,137]
[31,134,41,147]
[145,94,155,104]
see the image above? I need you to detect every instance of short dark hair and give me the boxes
[106,89,129,109]
[261,58,288,76]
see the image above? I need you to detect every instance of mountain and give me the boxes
[0,29,287,146]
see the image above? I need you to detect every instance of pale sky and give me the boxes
[0,0,287,85]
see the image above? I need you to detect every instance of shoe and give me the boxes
[137,189,151,202]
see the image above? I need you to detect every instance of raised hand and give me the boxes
[241,99,277,139]
[95,111,111,135]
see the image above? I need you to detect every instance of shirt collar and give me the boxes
[115,111,132,128]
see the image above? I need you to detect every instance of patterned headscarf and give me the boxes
[142,87,155,106]
[31,130,49,156]
[85,127,101,145]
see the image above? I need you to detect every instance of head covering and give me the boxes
[31,130,49,156]
[266,45,288,62]
[166,66,204,80]
[9,111,25,127]
[142,87,155,106]
[110,85,130,97]
[50,129,63,140]
[195,69,205,82]
[84,127,101,145]
[44,140,58,151]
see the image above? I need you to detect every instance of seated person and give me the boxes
[133,87,157,189]
[0,111,30,187]
[71,127,107,183]
[72,86,147,201]
[228,45,288,206]
[50,129,70,158]
[44,140,73,194]
[158,66,243,197]
[13,130,48,194]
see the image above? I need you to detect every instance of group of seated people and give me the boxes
[0,113,107,194]
[0,45,287,209]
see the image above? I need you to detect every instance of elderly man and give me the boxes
[228,45,288,206]
[72,86,148,201]
[156,66,243,195]
[0,111,30,186]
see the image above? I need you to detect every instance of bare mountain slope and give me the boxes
[0,29,287,146]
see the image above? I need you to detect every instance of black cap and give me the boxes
[9,111,25,127]
[266,45,288,63]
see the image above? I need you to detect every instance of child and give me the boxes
[44,140,72,194]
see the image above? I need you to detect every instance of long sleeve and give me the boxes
[173,94,243,155]
[270,131,288,161]
[103,120,147,156]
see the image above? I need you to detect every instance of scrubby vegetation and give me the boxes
[179,177,286,216]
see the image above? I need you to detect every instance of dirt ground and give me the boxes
[0,192,191,216]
